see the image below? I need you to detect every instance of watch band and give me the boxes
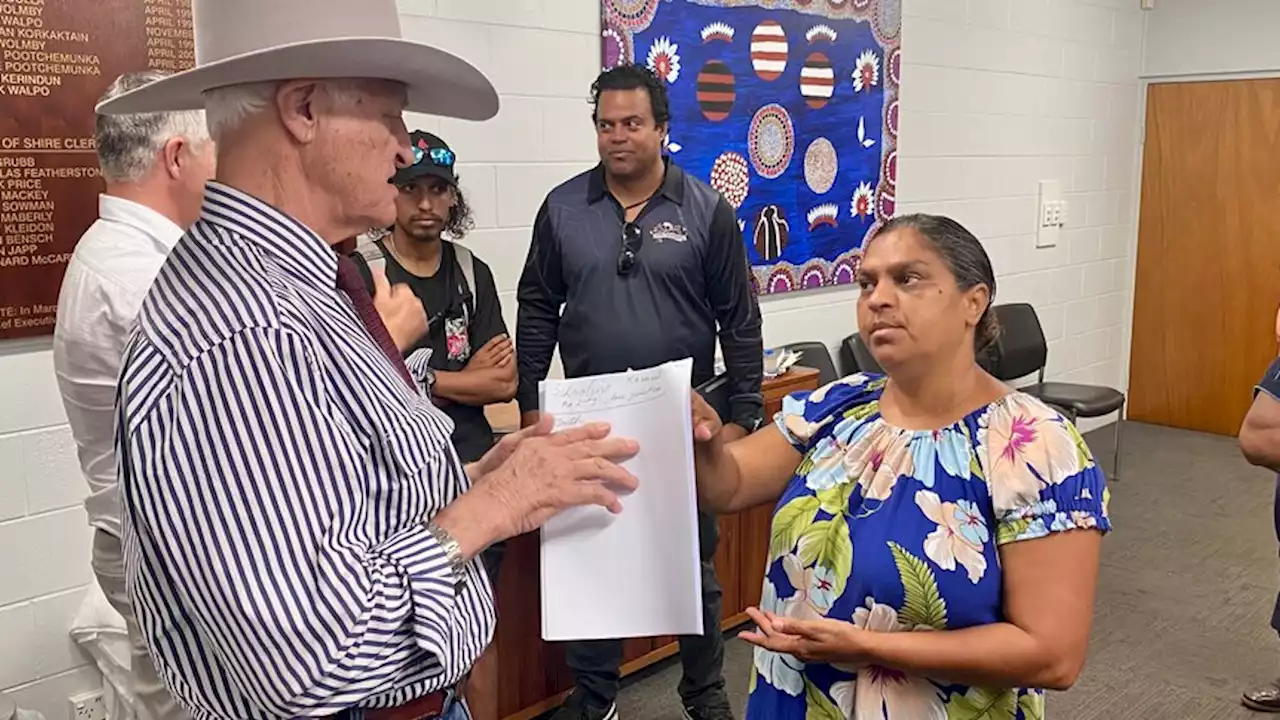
[424,521,467,587]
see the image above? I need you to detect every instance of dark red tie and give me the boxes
[334,253,417,390]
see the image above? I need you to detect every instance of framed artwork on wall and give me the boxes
[600,0,901,296]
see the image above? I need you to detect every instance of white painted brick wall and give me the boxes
[894,0,1145,416]
[0,343,96,720]
[0,0,1146,714]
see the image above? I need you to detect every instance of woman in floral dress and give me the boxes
[691,214,1110,719]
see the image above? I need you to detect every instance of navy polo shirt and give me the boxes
[515,159,764,430]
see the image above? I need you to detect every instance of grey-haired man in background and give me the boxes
[53,70,216,720]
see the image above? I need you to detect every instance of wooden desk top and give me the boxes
[764,365,820,399]
[482,365,821,436]
[485,401,522,436]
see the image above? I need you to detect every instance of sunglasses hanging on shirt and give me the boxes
[617,222,644,276]
[615,174,664,276]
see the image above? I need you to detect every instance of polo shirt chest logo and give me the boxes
[650,220,689,243]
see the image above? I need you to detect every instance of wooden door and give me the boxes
[1129,79,1280,435]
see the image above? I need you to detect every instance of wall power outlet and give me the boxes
[69,691,107,720]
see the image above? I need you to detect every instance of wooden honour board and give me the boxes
[0,0,193,340]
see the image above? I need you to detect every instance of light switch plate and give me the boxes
[1036,180,1062,248]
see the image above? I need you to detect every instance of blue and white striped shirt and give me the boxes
[115,182,495,720]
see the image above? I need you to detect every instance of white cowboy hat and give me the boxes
[95,0,498,121]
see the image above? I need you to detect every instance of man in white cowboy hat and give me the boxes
[98,2,641,719]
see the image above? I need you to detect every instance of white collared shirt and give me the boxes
[53,194,183,539]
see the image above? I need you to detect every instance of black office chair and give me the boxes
[839,333,884,374]
[990,303,1126,479]
[782,341,839,386]
[837,334,858,376]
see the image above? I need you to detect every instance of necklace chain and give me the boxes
[613,164,667,214]
[387,233,442,276]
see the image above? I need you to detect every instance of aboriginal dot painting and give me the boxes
[600,0,901,295]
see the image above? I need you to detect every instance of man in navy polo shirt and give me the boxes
[517,65,764,720]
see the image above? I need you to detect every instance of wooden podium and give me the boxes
[480,366,822,720]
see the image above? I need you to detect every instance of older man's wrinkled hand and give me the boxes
[472,418,641,539]
[466,413,554,482]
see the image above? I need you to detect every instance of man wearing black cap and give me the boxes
[351,132,515,719]
[353,129,516,516]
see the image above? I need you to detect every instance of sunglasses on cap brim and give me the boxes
[412,145,455,168]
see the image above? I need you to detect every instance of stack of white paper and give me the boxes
[538,358,704,641]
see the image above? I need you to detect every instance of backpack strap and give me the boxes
[349,237,388,295]
[453,243,477,322]
[358,238,388,276]
[353,237,477,322]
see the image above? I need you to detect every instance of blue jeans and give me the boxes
[442,695,470,720]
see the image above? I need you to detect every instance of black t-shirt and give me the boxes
[357,239,508,463]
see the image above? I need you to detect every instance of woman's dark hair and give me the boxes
[443,181,475,240]
[870,213,1001,351]
[589,64,671,127]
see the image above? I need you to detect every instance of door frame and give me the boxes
[1120,67,1280,424]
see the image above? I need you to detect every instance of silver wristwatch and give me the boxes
[425,521,467,587]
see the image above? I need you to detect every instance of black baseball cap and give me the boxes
[392,130,457,187]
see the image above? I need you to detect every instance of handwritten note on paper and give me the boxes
[538,358,703,642]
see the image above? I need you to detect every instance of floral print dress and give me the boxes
[746,373,1111,720]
